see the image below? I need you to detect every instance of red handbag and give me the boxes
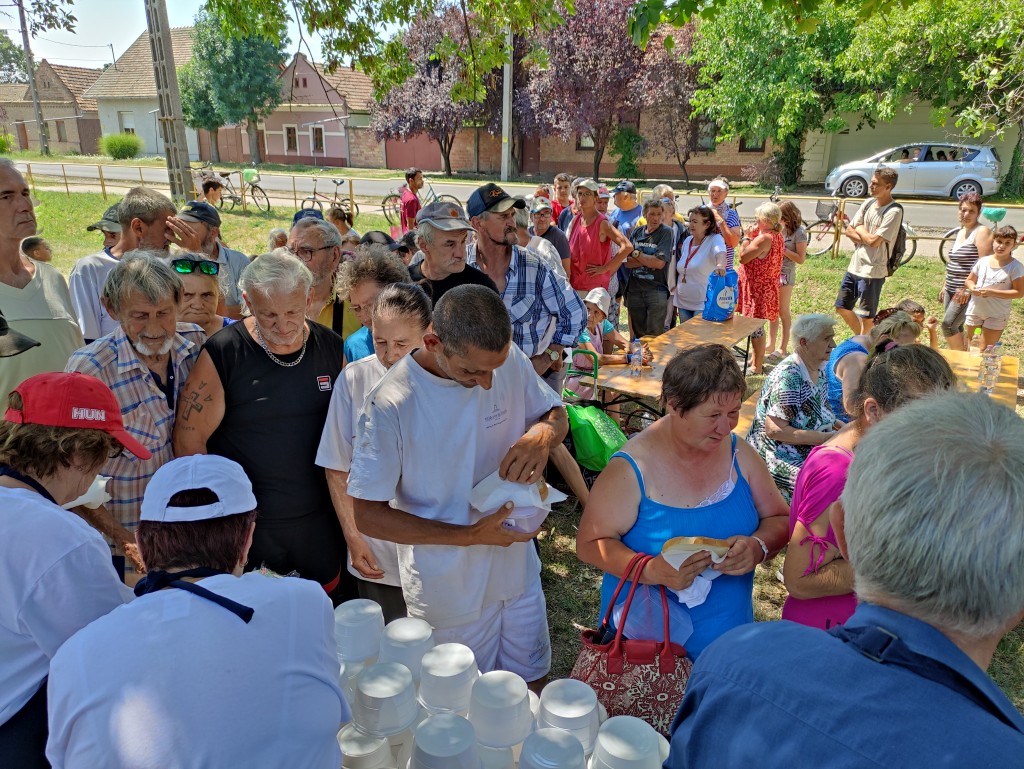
[569,552,693,735]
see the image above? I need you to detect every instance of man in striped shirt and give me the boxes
[65,252,204,580]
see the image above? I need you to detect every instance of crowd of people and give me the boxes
[1,154,1023,766]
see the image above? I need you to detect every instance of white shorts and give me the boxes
[966,314,1008,331]
[431,579,551,682]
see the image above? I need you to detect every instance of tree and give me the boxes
[526,0,661,180]
[0,33,28,83]
[370,8,481,176]
[178,58,226,163]
[191,8,287,164]
[841,0,1024,197]
[644,25,704,184]
[686,0,859,185]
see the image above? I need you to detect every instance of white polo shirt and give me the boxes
[347,345,563,629]
[68,249,120,341]
[46,572,349,769]
[0,487,132,727]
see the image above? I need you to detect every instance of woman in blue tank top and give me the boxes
[577,344,789,659]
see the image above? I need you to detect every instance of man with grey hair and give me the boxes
[288,215,361,343]
[174,200,249,320]
[349,284,567,688]
[174,251,352,602]
[0,158,84,401]
[66,251,204,579]
[408,200,497,304]
[665,392,1024,767]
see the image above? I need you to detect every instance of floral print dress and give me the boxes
[737,227,783,322]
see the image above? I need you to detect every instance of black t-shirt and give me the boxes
[408,262,499,305]
[204,321,344,523]
[532,224,571,264]
[628,223,674,287]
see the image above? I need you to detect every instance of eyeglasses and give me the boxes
[171,258,219,276]
[291,245,333,262]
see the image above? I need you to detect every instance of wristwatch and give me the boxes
[751,535,769,563]
[545,347,560,362]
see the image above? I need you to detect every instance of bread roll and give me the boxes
[536,477,548,502]
[662,535,732,559]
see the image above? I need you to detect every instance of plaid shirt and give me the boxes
[65,323,204,531]
[467,243,587,357]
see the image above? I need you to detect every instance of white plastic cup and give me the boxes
[520,728,587,769]
[352,662,421,737]
[417,643,479,714]
[335,599,385,663]
[478,745,515,769]
[409,713,482,769]
[339,723,397,769]
[379,618,435,682]
[537,679,600,754]
[589,716,662,769]
[468,671,534,749]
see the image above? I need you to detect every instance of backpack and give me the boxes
[872,200,906,276]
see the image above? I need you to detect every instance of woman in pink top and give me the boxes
[781,344,956,629]
[567,179,633,294]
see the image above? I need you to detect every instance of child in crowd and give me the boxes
[874,299,939,349]
[20,236,52,262]
[964,225,1024,347]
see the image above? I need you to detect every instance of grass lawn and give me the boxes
[34,190,1024,713]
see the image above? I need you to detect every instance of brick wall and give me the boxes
[447,128,502,174]
[349,127,386,168]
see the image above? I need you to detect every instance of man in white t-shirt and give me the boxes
[347,285,567,688]
[46,454,349,769]
[0,159,84,401]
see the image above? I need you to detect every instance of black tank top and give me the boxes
[204,321,343,523]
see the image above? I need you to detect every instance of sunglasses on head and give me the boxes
[171,258,220,276]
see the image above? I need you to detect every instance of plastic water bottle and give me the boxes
[981,343,1003,394]
[630,339,643,378]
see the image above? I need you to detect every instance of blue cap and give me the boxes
[466,183,526,218]
[178,200,221,228]
[292,208,324,225]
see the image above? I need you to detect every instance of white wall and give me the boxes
[94,97,200,160]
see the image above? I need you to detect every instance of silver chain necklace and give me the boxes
[253,320,308,367]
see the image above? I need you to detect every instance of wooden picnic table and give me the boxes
[941,348,1019,409]
[594,316,766,407]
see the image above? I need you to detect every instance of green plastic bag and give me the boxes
[566,404,628,472]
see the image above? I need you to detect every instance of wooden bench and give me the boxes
[733,386,762,438]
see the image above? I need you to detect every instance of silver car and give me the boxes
[824,143,1000,199]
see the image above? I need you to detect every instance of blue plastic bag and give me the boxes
[702,269,738,322]
[612,584,694,648]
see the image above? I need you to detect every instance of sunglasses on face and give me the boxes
[171,258,220,276]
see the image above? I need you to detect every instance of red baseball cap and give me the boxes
[5,372,152,459]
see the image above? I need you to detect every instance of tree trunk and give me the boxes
[439,134,454,176]
[246,118,261,164]
[778,133,805,187]
[209,126,221,163]
[996,121,1024,199]
[592,143,606,182]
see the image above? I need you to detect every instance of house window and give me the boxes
[576,133,595,151]
[739,137,765,153]
[311,125,325,154]
[294,77,299,87]
[285,126,298,152]
[55,120,66,142]
[696,119,717,152]
[118,111,135,135]
[302,78,307,88]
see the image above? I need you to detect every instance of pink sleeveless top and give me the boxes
[569,213,611,291]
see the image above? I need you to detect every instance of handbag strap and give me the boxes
[609,554,656,645]
[600,552,649,628]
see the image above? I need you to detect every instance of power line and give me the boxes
[33,36,114,49]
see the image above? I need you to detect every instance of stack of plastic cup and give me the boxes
[378,618,435,682]
[335,599,385,665]
[352,662,422,739]
[468,671,535,750]
[588,716,663,769]
[409,713,483,769]
[417,643,480,715]
[519,728,586,769]
[478,745,514,769]
[338,723,399,769]
[537,679,600,755]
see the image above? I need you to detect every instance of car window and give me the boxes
[960,147,980,161]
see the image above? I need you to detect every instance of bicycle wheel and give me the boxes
[301,197,323,211]
[248,185,270,212]
[382,194,401,226]
[221,194,238,212]
[436,194,463,208]
[897,225,918,267]
[936,227,959,265]
[806,219,836,256]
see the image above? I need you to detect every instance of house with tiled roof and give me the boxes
[0,60,102,154]
[84,27,200,159]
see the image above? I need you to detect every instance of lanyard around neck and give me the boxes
[0,464,57,505]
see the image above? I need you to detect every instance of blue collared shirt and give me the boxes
[467,243,586,357]
[664,603,1024,769]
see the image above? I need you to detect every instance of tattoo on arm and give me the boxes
[179,381,212,421]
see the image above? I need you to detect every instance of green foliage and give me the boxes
[609,125,646,180]
[0,133,15,154]
[99,133,143,160]
[178,59,225,133]
[20,0,76,35]
[998,143,1024,200]
[0,33,28,84]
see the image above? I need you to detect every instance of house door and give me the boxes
[16,122,28,150]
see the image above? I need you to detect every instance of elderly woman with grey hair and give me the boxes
[335,245,411,363]
[173,252,234,338]
[746,313,841,501]
[173,251,354,602]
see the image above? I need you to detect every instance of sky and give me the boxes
[1,0,325,69]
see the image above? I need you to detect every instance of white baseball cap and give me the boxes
[141,455,257,523]
[707,179,729,192]
[584,287,611,318]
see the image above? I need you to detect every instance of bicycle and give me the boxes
[936,207,1010,264]
[805,195,918,264]
[301,169,360,217]
[192,161,271,213]
[382,181,462,227]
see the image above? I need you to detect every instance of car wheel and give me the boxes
[839,176,868,198]
[951,180,982,200]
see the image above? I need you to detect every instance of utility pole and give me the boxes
[16,0,48,155]
[143,0,191,203]
[499,28,512,182]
